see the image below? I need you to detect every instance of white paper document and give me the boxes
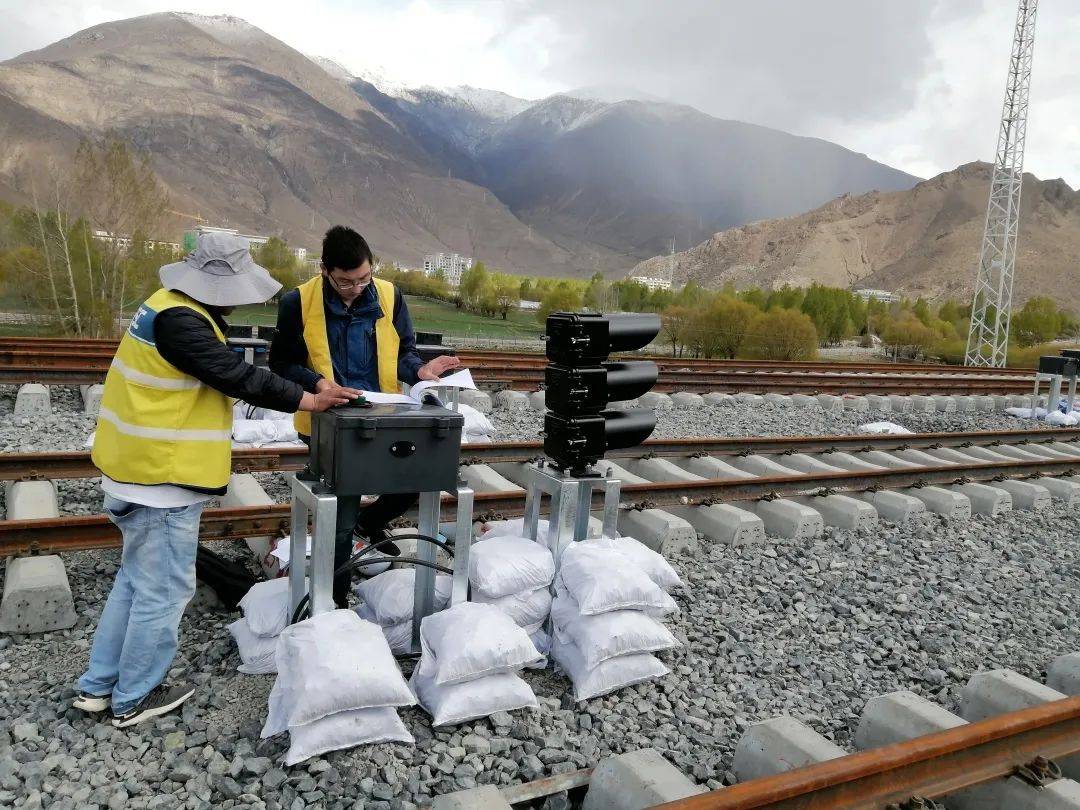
[358,368,477,406]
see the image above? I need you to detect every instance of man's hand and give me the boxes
[300,384,363,412]
[417,354,462,381]
[315,378,360,396]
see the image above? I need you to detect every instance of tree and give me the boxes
[255,237,302,294]
[458,262,489,312]
[661,305,693,357]
[880,314,938,359]
[742,308,819,360]
[1012,296,1063,346]
[689,296,759,358]
[492,275,521,319]
[537,281,583,321]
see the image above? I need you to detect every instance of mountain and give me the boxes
[630,162,1080,308]
[0,12,920,278]
[0,13,593,273]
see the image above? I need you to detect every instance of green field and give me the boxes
[231,295,544,339]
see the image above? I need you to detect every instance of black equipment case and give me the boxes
[309,403,464,496]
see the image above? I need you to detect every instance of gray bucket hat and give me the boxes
[159,232,282,306]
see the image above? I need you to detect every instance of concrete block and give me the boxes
[432,785,512,810]
[888,395,914,413]
[670,392,704,409]
[593,460,651,485]
[934,395,957,412]
[703,392,734,406]
[674,455,756,480]
[851,490,927,523]
[0,555,77,634]
[671,504,766,545]
[767,453,845,474]
[617,509,697,555]
[222,474,279,576]
[14,383,50,417]
[901,486,971,519]
[763,393,791,406]
[1038,478,1080,506]
[856,690,1080,810]
[626,457,705,483]
[866,394,892,412]
[733,716,846,782]
[791,394,819,408]
[5,480,60,520]
[909,395,936,413]
[856,450,921,469]
[923,447,986,466]
[960,669,1079,781]
[1048,442,1080,458]
[458,389,492,414]
[815,394,843,412]
[890,448,953,467]
[842,396,870,412]
[493,390,529,411]
[993,395,1012,411]
[816,451,886,472]
[1048,653,1080,695]
[1008,394,1030,408]
[951,444,1016,463]
[734,393,764,407]
[749,499,824,540]
[792,494,877,531]
[459,464,522,493]
[992,479,1051,511]
[730,455,802,477]
[951,482,1012,516]
[583,748,706,810]
[989,444,1056,462]
[976,395,996,412]
[639,391,674,410]
[527,391,546,411]
[954,395,976,413]
[80,383,105,416]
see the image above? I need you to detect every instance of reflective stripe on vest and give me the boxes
[90,289,233,490]
[294,275,400,435]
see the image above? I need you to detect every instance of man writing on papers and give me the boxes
[269,225,461,605]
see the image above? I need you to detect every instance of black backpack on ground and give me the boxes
[195,546,258,611]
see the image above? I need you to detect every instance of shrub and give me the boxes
[740,308,818,360]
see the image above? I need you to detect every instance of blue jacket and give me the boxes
[269,281,424,392]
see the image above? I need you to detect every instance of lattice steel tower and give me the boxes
[965,0,1038,367]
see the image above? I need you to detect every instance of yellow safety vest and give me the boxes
[293,275,400,435]
[91,289,233,491]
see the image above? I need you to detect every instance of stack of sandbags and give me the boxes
[411,602,542,727]
[550,540,682,701]
[459,403,494,444]
[467,535,555,659]
[477,517,602,542]
[228,577,301,675]
[354,568,453,655]
[262,610,416,765]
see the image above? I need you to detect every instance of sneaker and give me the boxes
[352,527,401,557]
[72,691,111,712]
[111,682,195,728]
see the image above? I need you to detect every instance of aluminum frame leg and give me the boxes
[288,484,309,621]
[1048,374,1063,415]
[309,491,338,617]
[451,487,474,606]
[411,490,441,651]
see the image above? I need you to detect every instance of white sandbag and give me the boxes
[355,569,452,626]
[1046,410,1080,426]
[272,610,415,729]
[355,603,413,655]
[557,543,671,616]
[479,517,604,542]
[469,535,555,599]
[421,602,542,686]
[473,585,552,630]
[411,655,538,726]
[526,629,550,670]
[232,419,299,446]
[282,707,413,766]
[858,421,914,435]
[239,577,304,638]
[587,535,683,591]
[551,636,670,701]
[551,594,679,669]
[1005,406,1048,419]
[459,402,494,439]
[227,617,277,675]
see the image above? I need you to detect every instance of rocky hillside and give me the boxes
[631,162,1080,308]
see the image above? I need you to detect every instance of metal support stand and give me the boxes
[287,475,476,655]
[1033,373,1062,419]
[521,463,621,563]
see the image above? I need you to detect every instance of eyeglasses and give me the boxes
[329,276,370,291]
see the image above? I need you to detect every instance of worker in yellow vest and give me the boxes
[270,226,460,605]
[77,232,359,728]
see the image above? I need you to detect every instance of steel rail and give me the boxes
[650,697,1080,810]
[1,429,1076,482]
[2,456,1077,556]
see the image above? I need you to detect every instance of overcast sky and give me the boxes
[2,0,1078,185]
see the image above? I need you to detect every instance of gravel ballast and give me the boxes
[0,390,1077,808]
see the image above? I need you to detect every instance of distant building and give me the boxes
[422,253,473,287]
[183,225,308,263]
[630,275,672,292]
[854,288,899,304]
[93,230,181,256]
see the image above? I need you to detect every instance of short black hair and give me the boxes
[321,225,373,272]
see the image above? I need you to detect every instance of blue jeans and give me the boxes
[78,495,204,714]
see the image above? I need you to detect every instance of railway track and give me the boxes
[3,428,1078,555]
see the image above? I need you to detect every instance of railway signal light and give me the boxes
[543,312,660,473]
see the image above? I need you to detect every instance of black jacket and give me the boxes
[154,307,304,413]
